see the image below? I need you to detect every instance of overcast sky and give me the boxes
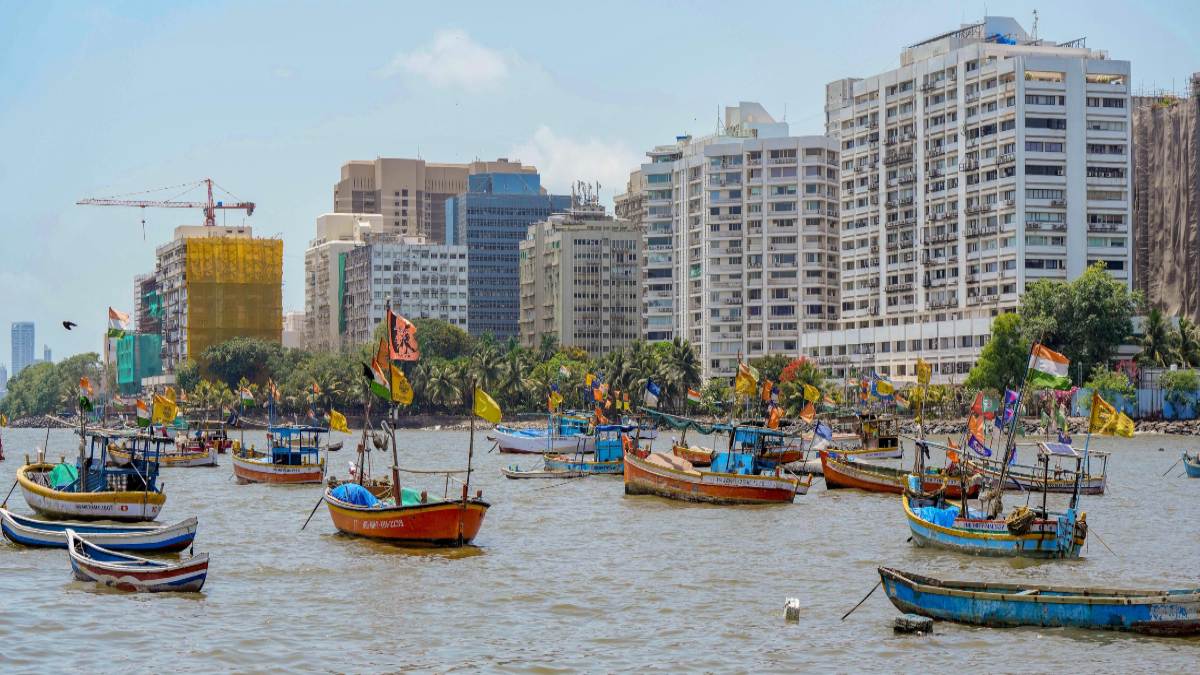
[2,0,1197,364]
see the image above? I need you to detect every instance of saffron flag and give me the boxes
[135,400,151,428]
[686,388,702,405]
[822,394,835,406]
[799,401,816,424]
[644,380,661,408]
[1027,344,1072,389]
[107,307,130,338]
[390,365,414,405]
[328,409,349,433]
[387,310,420,361]
[803,383,820,403]
[152,394,177,425]
[916,357,931,387]
[767,404,783,429]
[734,362,759,397]
[474,388,502,424]
[760,379,774,403]
[968,414,985,443]
[1089,391,1134,438]
[78,377,94,412]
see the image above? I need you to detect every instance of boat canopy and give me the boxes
[639,409,722,435]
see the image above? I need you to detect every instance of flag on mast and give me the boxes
[1027,344,1072,389]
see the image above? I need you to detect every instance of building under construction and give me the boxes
[137,225,283,373]
[1133,73,1200,322]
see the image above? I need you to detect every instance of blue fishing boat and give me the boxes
[903,442,1087,559]
[543,424,633,475]
[1183,452,1200,478]
[0,507,196,552]
[489,413,594,454]
[879,567,1200,636]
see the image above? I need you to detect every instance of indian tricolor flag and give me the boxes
[686,388,702,405]
[1027,344,1071,389]
[136,399,151,428]
[365,361,391,401]
[107,307,130,338]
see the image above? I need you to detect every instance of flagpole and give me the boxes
[460,380,476,547]
[987,339,1041,517]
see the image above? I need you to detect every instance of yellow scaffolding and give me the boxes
[185,237,283,360]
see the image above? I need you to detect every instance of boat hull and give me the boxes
[903,492,1085,559]
[879,567,1200,636]
[1183,453,1200,478]
[231,452,324,484]
[500,467,585,479]
[0,508,195,552]
[623,453,806,505]
[671,444,714,467]
[17,464,165,522]
[325,493,490,546]
[67,531,207,593]
[111,445,218,468]
[491,428,593,454]
[969,458,1106,494]
[820,451,979,498]
[543,454,623,475]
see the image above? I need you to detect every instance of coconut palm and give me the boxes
[425,363,462,412]
[1139,308,1180,367]
[468,346,504,394]
[1178,317,1200,367]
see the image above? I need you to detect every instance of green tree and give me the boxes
[1161,368,1200,407]
[1177,318,1200,367]
[749,354,792,384]
[176,360,201,392]
[200,337,285,386]
[964,313,1029,392]
[1137,307,1179,367]
[1085,364,1135,398]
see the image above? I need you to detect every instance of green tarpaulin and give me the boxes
[49,463,78,490]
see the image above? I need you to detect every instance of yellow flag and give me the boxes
[152,394,178,425]
[390,364,414,405]
[328,409,349,433]
[548,391,564,411]
[1089,392,1134,438]
[0,413,7,427]
[474,388,502,423]
[734,362,759,396]
[916,358,931,387]
[164,387,177,403]
[803,383,819,403]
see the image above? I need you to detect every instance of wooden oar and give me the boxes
[1160,458,1182,477]
[300,493,325,531]
[1,479,18,508]
[841,580,882,621]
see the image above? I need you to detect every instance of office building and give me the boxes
[10,322,34,378]
[446,171,570,338]
[342,237,469,345]
[333,157,538,243]
[617,102,841,379]
[0,364,8,391]
[519,195,643,357]
[116,334,163,395]
[282,311,305,349]
[42,345,51,363]
[1132,74,1200,323]
[136,225,283,373]
[803,16,1132,382]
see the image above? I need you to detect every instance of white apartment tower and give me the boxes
[623,102,841,379]
[808,17,1132,383]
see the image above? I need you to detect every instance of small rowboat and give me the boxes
[500,466,585,480]
[0,508,197,552]
[489,426,593,454]
[542,424,630,475]
[820,451,981,498]
[966,450,1109,494]
[879,567,1200,636]
[1183,452,1200,478]
[66,530,209,593]
[624,451,812,505]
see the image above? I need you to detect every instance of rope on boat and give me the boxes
[396,467,471,474]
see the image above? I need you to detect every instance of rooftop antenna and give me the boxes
[1032,9,1039,41]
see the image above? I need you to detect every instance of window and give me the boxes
[1087,166,1125,179]
[1025,164,1065,176]
[1025,94,1064,106]
[1026,117,1067,130]
[1025,70,1064,82]
[1025,141,1064,152]
[1087,190,1125,201]
[1026,188,1064,200]
[1086,73,1125,85]
[1086,119,1126,132]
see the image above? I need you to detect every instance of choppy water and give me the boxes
[0,427,1197,672]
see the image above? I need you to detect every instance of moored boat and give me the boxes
[966,448,1109,494]
[1,507,196,552]
[325,482,490,545]
[878,567,1200,636]
[543,424,633,476]
[16,431,166,522]
[501,466,585,479]
[1182,451,1200,478]
[109,434,217,468]
[66,529,208,593]
[820,450,981,498]
[489,414,594,454]
[231,425,327,485]
[672,443,715,467]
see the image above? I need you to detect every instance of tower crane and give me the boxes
[77,178,255,227]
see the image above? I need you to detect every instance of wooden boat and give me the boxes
[489,415,594,454]
[325,483,489,545]
[109,434,217,468]
[1183,452,1200,478]
[328,475,392,498]
[820,450,981,497]
[544,424,631,475]
[16,431,166,522]
[878,567,1200,636]
[0,507,196,552]
[66,530,208,593]
[232,425,327,485]
[966,448,1109,495]
[183,420,237,454]
[624,451,812,504]
[500,466,585,479]
[672,443,715,467]
[826,413,903,458]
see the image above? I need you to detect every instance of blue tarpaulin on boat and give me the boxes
[916,504,960,528]
[331,483,379,507]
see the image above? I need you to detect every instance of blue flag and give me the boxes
[814,421,833,442]
[967,434,992,457]
[995,389,1019,429]
[1057,430,1072,445]
[644,380,661,408]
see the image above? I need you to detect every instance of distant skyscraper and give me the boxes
[0,364,8,390]
[43,345,51,363]
[446,171,570,339]
[11,322,34,377]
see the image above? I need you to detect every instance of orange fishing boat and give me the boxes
[819,450,981,497]
[625,451,810,504]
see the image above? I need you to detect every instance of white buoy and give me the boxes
[784,598,801,622]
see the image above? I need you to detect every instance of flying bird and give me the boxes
[62,321,78,331]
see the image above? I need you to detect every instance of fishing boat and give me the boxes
[109,433,217,468]
[1182,451,1200,478]
[625,422,813,505]
[826,413,903,459]
[878,567,1200,636]
[820,449,981,498]
[966,448,1109,494]
[231,425,327,485]
[180,420,237,454]
[672,443,715,467]
[543,424,632,476]
[903,442,1087,559]
[500,466,585,479]
[66,530,208,593]
[16,431,165,522]
[0,507,196,552]
[489,413,593,454]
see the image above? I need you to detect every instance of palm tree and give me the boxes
[537,334,559,362]
[425,363,462,411]
[468,346,503,393]
[1138,308,1180,367]
[1178,317,1200,367]
[664,337,701,410]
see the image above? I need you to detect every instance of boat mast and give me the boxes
[390,403,401,502]
[460,379,476,546]
[987,340,1040,518]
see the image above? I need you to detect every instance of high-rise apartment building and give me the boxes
[519,198,642,357]
[282,311,305,349]
[342,237,469,346]
[137,225,283,373]
[303,213,382,351]
[446,172,570,338]
[333,157,539,243]
[804,16,1132,382]
[618,102,841,379]
[10,322,34,377]
[0,364,8,391]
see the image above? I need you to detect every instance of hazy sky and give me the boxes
[1,0,1197,364]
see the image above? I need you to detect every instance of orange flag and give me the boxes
[767,405,783,429]
[799,401,816,423]
[967,414,985,442]
[387,309,420,361]
[760,379,774,403]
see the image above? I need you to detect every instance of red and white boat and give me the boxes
[820,450,981,498]
[66,529,208,593]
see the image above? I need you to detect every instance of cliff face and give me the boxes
[1133,77,1200,322]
